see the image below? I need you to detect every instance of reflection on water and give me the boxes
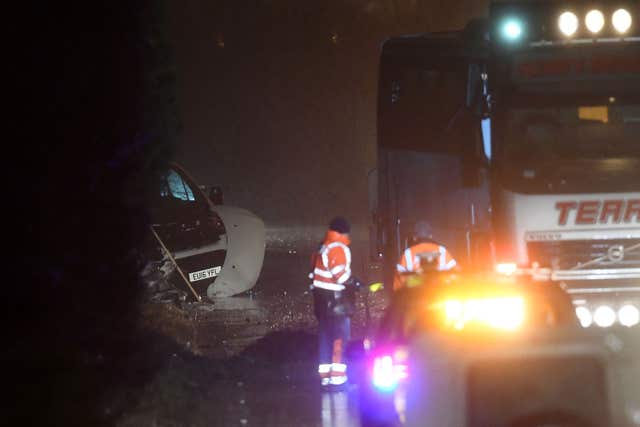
[208,296,264,311]
[321,390,360,427]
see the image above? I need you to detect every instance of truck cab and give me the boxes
[374,1,640,328]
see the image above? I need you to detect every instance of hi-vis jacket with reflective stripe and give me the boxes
[393,241,456,290]
[312,230,352,292]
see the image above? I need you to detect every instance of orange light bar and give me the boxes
[496,262,518,276]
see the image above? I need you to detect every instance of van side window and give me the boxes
[161,169,195,202]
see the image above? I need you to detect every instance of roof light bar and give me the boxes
[558,11,579,36]
[612,8,633,34]
[490,2,639,47]
[585,9,605,34]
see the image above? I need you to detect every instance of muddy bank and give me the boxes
[140,289,388,357]
[120,293,387,426]
[123,245,387,426]
[120,288,387,426]
[116,329,357,427]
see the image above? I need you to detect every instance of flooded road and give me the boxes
[206,382,362,427]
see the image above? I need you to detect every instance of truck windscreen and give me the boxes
[493,94,640,194]
[501,99,640,161]
[492,45,640,193]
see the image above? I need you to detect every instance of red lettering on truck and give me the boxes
[625,199,640,223]
[556,201,577,225]
[575,201,600,225]
[557,199,640,225]
[600,200,623,223]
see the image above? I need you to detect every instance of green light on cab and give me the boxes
[502,19,523,41]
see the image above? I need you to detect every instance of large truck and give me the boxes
[373,0,640,328]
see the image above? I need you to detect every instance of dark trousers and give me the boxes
[318,315,351,366]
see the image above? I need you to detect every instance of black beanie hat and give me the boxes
[329,217,350,234]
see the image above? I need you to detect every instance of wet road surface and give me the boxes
[128,248,386,426]
[206,382,362,427]
[130,248,640,426]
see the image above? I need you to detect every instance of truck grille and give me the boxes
[527,239,640,270]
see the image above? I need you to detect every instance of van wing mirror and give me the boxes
[209,186,224,205]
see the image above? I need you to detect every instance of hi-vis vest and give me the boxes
[312,242,352,292]
[394,242,456,290]
[397,242,456,273]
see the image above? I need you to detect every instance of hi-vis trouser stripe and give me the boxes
[319,363,332,386]
[328,363,348,385]
[329,375,347,385]
[318,363,347,386]
[318,364,331,374]
[331,363,347,373]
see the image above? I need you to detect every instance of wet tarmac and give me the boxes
[142,248,386,356]
[201,380,362,427]
[128,247,640,426]
[119,363,363,427]
[129,247,387,426]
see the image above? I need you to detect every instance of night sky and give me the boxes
[11,2,489,424]
[166,0,488,239]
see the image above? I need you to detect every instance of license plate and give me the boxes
[189,266,222,282]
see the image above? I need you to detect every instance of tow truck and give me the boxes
[371,0,640,328]
[357,270,640,426]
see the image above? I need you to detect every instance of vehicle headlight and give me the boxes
[593,305,616,327]
[558,11,579,36]
[618,304,639,327]
[585,9,605,34]
[441,296,525,331]
[495,262,517,276]
[612,8,632,34]
[575,306,593,328]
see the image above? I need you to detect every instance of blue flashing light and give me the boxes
[501,18,523,41]
[372,355,408,392]
[372,355,397,391]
